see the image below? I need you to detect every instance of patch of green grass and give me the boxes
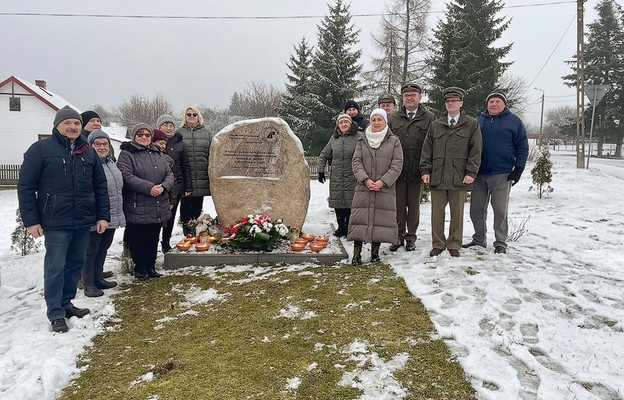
[59,263,476,399]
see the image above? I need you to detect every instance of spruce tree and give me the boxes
[11,209,40,256]
[531,147,553,199]
[563,0,624,157]
[428,0,512,116]
[307,0,363,155]
[278,38,317,151]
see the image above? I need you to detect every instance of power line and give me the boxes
[0,2,578,20]
[527,14,576,88]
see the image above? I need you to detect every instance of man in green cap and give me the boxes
[377,93,396,114]
[387,83,436,252]
[420,87,482,257]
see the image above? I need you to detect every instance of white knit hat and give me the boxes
[370,108,388,123]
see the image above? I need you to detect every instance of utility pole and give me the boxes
[575,0,585,168]
[534,88,545,147]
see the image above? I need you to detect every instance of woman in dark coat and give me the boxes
[317,113,360,237]
[347,109,403,265]
[175,107,213,235]
[155,114,193,252]
[117,124,174,279]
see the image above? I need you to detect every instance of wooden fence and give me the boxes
[0,164,20,185]
[0,159,327,186]
[305,156,330,177]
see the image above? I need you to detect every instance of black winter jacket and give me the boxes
[165,132,193,198]
[117,141,174,225]
[176,124,213,197]
[18,129,110,230]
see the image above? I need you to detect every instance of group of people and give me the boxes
[17,106,214,333]
[318,84,528,264]
[17,83,528,333]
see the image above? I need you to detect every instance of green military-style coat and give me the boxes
[420,112,482,191]
[388,105,436,181]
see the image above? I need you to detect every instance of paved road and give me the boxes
[552,150,624,179]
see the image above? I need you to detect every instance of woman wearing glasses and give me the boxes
[175,107,213,235]
[117,124,174,279]
[81,130,125,296]
[420,87,482,258]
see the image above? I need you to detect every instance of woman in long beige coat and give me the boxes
[347,109,403,265]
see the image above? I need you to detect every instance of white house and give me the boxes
[0,75,81,164]
[0,76,125,166]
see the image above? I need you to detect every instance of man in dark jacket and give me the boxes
[344,100,369,132]
[377,93,396,114]
[462,90,529,254]
[388,83,436,251]
[18,106,110,333]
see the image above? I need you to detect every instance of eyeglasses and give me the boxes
[186,113,198,117]
[135,133,151,138]
[92,142,109,147]
[403,93,419,98]
[444,98,462,104]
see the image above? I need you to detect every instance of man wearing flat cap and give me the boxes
[377,93,396,115]
[420,87,482,257]
[18,105,110,333]
[462,90,528,254]
[387,83,436,251]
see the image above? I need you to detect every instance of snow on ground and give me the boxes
[0,152,623,400]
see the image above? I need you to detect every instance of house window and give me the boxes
[9,97,21,111]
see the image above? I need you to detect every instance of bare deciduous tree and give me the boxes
[90,104,113,126]
[197,105,231,135]
[229,82,283,118]
[545,105,577,139]
[495,73,530,117]
[364,0,431,98]
[116,93,174,133]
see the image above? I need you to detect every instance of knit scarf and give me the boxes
[365,126,388,149]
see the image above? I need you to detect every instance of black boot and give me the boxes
[95,278,118,289]
[147,268,162,278]
[84,285,104,297]
[352,241,362,265]
[65,304,90,319]
[161,240,172,253]
[134,268,149,280]
[334,215,345,237]
[370,242,381,263]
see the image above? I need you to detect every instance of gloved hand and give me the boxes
[507,169,523,186]
[318,172,326,184]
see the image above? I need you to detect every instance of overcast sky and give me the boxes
[1,0,598,126]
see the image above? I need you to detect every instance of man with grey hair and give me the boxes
[18,105,110,333]
[462,90,529,254]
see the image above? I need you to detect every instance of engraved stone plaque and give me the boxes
[209,118,310,230]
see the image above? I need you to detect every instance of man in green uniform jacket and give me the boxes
[420,87,482,258]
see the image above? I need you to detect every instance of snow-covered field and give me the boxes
[0,152,623,400]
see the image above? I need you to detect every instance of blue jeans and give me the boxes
[43,227,90,321]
